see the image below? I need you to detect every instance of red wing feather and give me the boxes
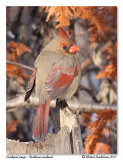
[45,65,78,100]
[24,68,37,101]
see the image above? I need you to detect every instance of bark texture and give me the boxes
[6,108,84,154]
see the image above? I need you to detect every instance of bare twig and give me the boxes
[99,36,117,53]
[80,48,92,58]
[80,37,116,72]
[81,57,93,72]
[75,28,93,37]
[100,40,112,53]
[6,94,117,113]
[79,86,99,103]
[6,60,34,71]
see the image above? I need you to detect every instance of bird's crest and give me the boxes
[58,27,69,39]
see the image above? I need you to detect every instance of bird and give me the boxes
[24,27,81,142]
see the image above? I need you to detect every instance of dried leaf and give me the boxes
[96,42,117,80]
[6,41,31,84]
[84,109,117,154]
[82,113,91,127]
[42,6,106,34]
[94,143,110,154]
[6,120,22,137]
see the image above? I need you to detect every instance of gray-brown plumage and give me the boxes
[25,28,81,142]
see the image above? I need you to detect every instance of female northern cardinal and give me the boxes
[24,28,81,142]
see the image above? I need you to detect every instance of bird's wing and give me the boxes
[45,64,78,100]
[24,68,37,101]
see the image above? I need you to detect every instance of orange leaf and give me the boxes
[84,109,117,154]
[7,41,31,56]
[6,41,31,84]
[94,143,110,154]
[96,42,117,80]
[6,120,22,137]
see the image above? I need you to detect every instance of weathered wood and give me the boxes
[60,107,84,154]
[72,125,84,154]
[6,126,72,154]
[6,106,84,154]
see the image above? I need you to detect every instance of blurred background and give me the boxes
[6,6,117,154]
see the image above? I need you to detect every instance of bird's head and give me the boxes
[58,27,80,55]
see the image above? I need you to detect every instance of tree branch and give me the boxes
[80,37,115,72]
[6,94,117,113]
[6,60,34,71]
[75,28,93,37]
[81,57,93,72]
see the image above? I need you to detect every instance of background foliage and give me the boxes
[6,6,117,154]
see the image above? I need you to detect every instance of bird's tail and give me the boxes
[32,99,50,142]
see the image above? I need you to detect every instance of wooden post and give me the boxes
[6,105,84,154]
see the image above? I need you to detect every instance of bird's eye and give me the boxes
[63,46,66,49]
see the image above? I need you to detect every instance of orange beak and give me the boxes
[69,45,80,54]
